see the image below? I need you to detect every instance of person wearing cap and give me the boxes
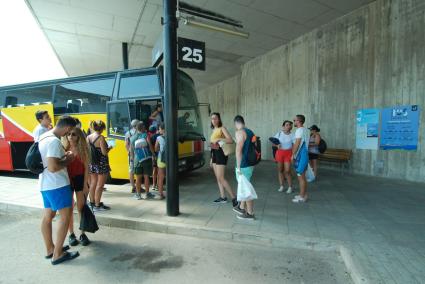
[125,119,140,193]
[308,125,322,178]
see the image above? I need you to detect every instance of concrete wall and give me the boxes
[197,0,425,183]
[197,75,241,145]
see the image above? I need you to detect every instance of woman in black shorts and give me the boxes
[210,113,237,207]
[87,120,112,212]
[308,125,322,177]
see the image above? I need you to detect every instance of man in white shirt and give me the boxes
[292,114,310,203]
[33,110,52,142]
[39,115,79,265]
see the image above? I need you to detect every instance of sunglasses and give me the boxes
[67,133,77,137]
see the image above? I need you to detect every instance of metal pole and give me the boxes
[122,42,129,70]
[163,0,179,216]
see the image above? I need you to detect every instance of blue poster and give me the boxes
[356,108,380,150]
[380,105,420,150]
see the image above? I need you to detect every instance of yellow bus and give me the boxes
[0,67,205,179]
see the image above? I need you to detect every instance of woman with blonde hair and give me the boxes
[62,127,91,246]
[87,120,112,212]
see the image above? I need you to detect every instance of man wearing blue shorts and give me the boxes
[39,116,79,265]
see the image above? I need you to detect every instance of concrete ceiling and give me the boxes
[26,0,375,90]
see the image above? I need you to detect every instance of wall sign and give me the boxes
[379,105,420,150]
[177,37,205,71]
[356,108,380,150]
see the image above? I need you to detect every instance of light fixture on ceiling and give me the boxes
[182,18,249,39]
[178,1,249,39]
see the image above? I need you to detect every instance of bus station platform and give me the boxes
[1,161,425,283]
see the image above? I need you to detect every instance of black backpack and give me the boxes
[318,138,327,154]
[89,136,102,164]
[246,132,261,166]
[25,135,52,174]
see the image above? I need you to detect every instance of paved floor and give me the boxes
[1,161,425,283]
[0,215,352,284]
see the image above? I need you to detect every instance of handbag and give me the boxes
[222,142,235,156]
[79,203,99,233]
[269,137,280,159]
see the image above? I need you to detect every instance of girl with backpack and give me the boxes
[130,121,156,200]
[87,120,111,212]
[308,125,322,178]
[62,127,91,246]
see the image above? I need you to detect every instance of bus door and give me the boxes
[106,98,162,179]
[106,100,131,179]
[0,104,54,170]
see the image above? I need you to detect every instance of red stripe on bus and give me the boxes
[0,138,13,171]
[2,116,34,142]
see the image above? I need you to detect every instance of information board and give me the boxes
[379,105,420,150]
[356,108,380,150]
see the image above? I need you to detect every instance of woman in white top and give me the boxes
[272,120,294,194]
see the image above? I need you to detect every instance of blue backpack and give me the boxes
[134,133,152,161]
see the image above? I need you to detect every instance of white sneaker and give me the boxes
[133,193,142,200]
[286,187,293,194]
[294,194,301,200]
[278,186,284,192]
[292,196,307,203]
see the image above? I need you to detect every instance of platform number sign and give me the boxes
[178,37,205,71]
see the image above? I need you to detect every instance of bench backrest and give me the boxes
[319,148,352,161]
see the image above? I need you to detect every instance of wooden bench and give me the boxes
[318,148,352,174]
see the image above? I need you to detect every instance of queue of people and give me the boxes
[208,113,321,220]
[33,104,318,264]
[33,110,108,264]
[33,103,168,264]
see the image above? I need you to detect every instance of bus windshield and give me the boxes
[177,72,203,140]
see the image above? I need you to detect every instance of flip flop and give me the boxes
[45,245,70,259]
[51,251,80,265]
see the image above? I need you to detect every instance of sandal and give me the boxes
[51,251,80,265]
[45,245,70,259]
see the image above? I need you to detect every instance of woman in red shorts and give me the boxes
[272,120,294,194]
[63,127,91,247]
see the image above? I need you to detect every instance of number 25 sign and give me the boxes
[178,37,206,71]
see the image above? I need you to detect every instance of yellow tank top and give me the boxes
[210,127,224,143]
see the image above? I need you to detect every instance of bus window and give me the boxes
[108,101,130,137]
[0,91,6,108]
[118,73,160,99]
[54,78,114,114]
[3,86,53,106]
